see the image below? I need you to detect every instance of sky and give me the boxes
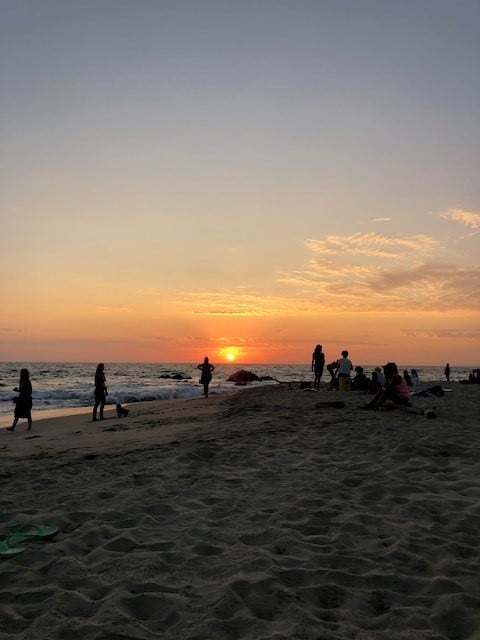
[1,0,479,366]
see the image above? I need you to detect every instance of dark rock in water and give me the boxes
[227,370,261,383]
[159,373,191,380]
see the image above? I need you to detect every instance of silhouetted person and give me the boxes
[444,363,451,383]
[7,368,33,431]
[368,371,382,394]
[362,363,410,410]
[410,369,420,389]
[336,350,353,390]
[326,361,338,388]
[93,363,108,421]
[403,369,413,388]
[197,357,215,398]
[311,344,325,390]
[352,366,370,391]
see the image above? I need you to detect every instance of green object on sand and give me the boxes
[6,524,59,546]
[0,540,25,557]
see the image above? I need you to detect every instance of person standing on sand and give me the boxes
[7,368,32,432]
[93,363,108,421]
[444,363,451,383]
[311,344,325,390]
[336,350,353,378]
[197,357,215,398]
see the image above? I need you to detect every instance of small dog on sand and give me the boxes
[116,403,129,418]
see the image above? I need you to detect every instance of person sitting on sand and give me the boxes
[197,357,215,398]
[352,366,370,391]
[362,363,410,410]
[368,371,382,394]
[311,344,325,390]
[467,369,480,383]
[374,366,386,387]
[410,369,420,389]
[403,369,413,388]
[7,368,33,432]
[326,360,338,388]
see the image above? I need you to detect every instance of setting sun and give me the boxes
[220,347,240,363]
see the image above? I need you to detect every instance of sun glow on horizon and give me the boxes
[220,347,241,363]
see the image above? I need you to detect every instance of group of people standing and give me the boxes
[311,345,354,390]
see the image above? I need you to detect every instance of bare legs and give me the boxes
[6,415,32,431]
[93,400,105,421]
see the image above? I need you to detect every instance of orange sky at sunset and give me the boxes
[1,2,479,366]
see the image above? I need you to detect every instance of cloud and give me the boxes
[176,289,316,316]
[402,328,480,340]
[305,232,437,259]
[441,208,480,229]
[178,228,479,316]
[373,217,392,222]
[280,227,480,312]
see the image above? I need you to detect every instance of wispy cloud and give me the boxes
[402,328,480,340]
[177,225,480,316]
[441,207,480,229]
[306,232,437,259]
[279,227,480,312]
[373,217,392,222]
[279,259,480,311]
[176,289,317,316]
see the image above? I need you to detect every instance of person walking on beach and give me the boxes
[444,363,451,383]
[93,363,108,421]
[197,357,215,398]
[311,344,325,390]
[7,368,33,431]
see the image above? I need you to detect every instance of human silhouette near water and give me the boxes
[93,363,108,421]
[311,345,325,390]
[6,368,33,432]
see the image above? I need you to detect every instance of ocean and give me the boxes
[0,361,473,421]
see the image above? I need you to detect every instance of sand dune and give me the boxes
[1,382,479,639]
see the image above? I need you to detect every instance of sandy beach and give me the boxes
[1,382,479,639]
